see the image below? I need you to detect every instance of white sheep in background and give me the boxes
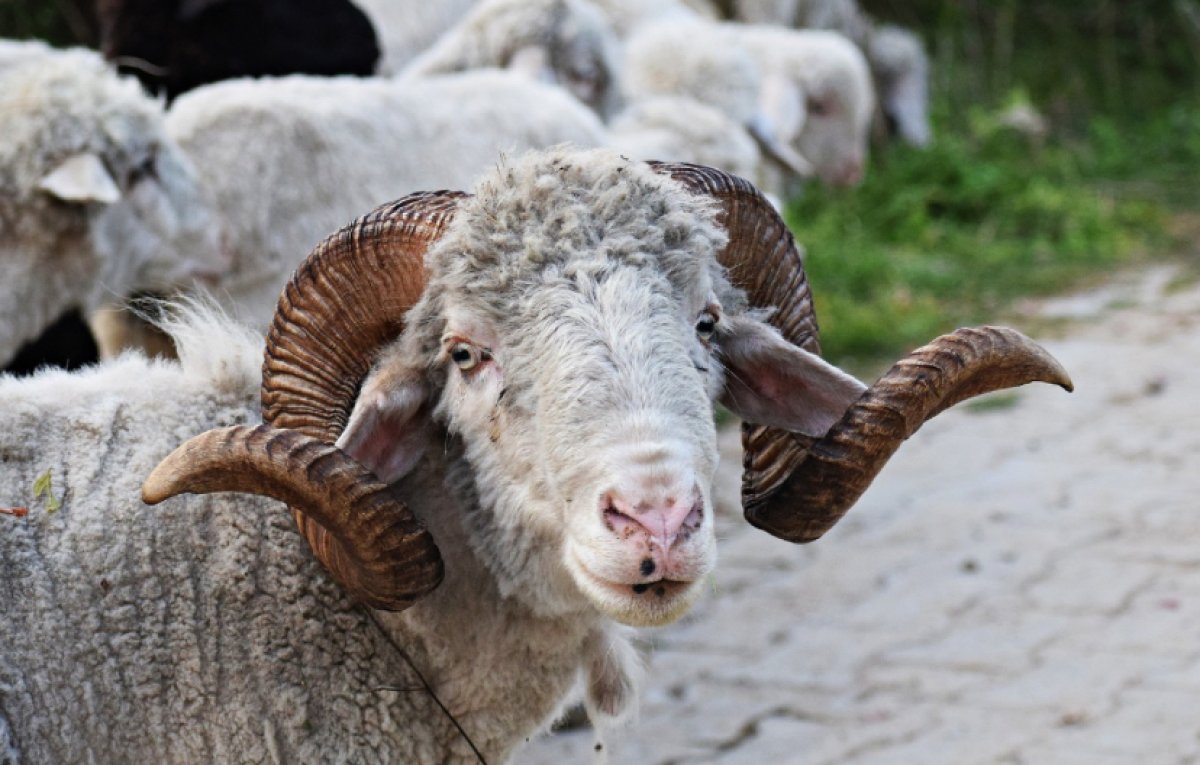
[0,147,1078,762]
[868,23,932,146]
[402,0,624,119]
[588,0,704,38]
[353,0,480,75]
[607,96,762,180]
[622,20,875,191]
[0,47,226,368]
[164,68,607,335]
[0,45,607,358]
[714,0,933,146]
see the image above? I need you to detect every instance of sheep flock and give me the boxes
[0,3,1073,764]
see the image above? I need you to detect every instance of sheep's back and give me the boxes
[0,347,452,762]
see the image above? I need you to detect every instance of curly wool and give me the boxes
[404,147,731,362]
[0,304,604,764]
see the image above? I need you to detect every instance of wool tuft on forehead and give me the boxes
[424,147,729,300]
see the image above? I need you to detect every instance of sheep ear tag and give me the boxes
[37,153,121,205]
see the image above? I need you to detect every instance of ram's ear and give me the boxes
[757,72,806,143]
[336,356,432,484]
[718,315,866,437]
[37,153,121,204]
[748,74,814,179]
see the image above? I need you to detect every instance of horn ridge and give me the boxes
[262,190,467,441]
[252,191,466,608]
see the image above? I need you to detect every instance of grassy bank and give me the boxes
[798,1,1200,366]
[787,105,1188,364]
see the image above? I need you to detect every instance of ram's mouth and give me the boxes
[627,578,692,599]
[569,553,701,626]
[574,557,694,597]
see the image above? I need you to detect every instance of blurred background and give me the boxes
[792,0,1200,366]
[3,0,1197,368]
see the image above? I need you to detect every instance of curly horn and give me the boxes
[650,162,1073,542]
[744,326,1072,541]
[143,191,465,609]
[143,424,442,610]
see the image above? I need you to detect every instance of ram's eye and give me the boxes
[695,311,718,342]
[450,343,480,371]
[807,96,834,117]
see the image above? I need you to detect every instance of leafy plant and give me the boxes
[32,468,62,513]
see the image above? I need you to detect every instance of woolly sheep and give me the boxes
[622,21,875,190]
[714,0,933,146]
[96,0,380,101]
[130,148,1067,761]
[0,46,607,359]
[868,23,932,146]
[587,0,704,38]
[607,96,761,180]
[0,47,226,369]
[164,69,608,335]
[402,0,623,119]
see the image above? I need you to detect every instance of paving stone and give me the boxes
[1025,553,1160,615]
[832,706,1043,765]
[967,647,1167,714]
[880,612,1076,674]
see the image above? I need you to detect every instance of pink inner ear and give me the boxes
[719,316,866,437]
[342,410,423,484]
[336,379,430,485]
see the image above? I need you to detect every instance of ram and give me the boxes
[0,149,1072,761]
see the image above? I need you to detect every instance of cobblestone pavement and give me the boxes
[519,267,1200,764]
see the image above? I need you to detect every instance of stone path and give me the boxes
[519,266,1200,764]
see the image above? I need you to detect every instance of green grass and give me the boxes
[784,101,1188,366]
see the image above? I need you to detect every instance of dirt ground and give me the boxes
[519,264,1200,764]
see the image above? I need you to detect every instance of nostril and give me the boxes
[603,505,644,540]
[601,488,704,548]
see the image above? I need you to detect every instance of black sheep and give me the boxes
[97,0,380,101]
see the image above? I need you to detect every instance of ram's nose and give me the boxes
[601,486,703,552]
